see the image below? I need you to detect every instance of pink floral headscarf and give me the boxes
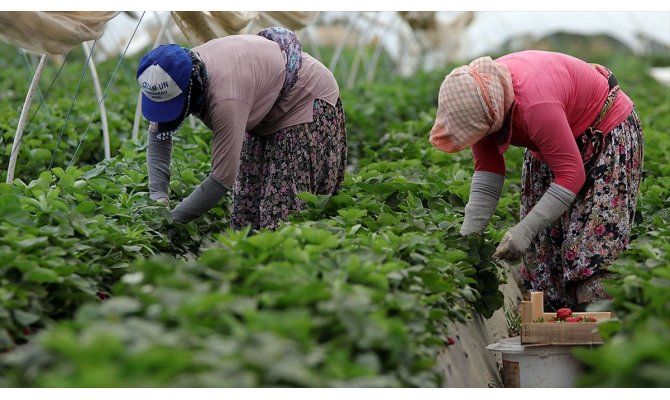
[430,56,515,153]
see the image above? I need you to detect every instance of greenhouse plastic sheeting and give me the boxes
[0,11,119,55]
[172,11,319,46]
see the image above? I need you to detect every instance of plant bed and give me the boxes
[519,292,613,345]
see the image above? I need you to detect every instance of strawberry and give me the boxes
[556,308,572,320]
[565,316,581,323]
[447,337,456,346]
[584,316,597,323]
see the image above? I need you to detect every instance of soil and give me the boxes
[438,264,524,387]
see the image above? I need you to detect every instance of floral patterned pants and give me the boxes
[230,98,347,231]
[519,110,644,311]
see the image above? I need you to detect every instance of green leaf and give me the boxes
[338,208,368,220]
[51,167,66,178]
[16,237,49,249]
[298,191,318,205]
[82,164,106,180]
[0,328,14,349]
[13,309,40,326]
[0,194,31,225]
[59,174,75,188]
[75,201,97,215]
[24,267,60,283]
[100,297,142,316]
[443,249,468,263]
[123,245,142,253]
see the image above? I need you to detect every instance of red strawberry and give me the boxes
[565,317,581,323]
[556,308,573,320]
[447,337,456,346]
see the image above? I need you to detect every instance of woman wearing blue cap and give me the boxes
[137,27,346,230]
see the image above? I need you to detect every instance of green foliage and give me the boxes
[0,44,145,182]
[0,45,668,387]
[0,140,229,351]
[0,56,510,386]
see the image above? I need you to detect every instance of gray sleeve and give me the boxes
[546,182,577,207]
[171,174,229,224]
[514,182,576,241]
[460,171,505,235]
[146,127,172,200]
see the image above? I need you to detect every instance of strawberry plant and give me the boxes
[0,135,229,351]
[0,63,508,386]
[0,47,668,388]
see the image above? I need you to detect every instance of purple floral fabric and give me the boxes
[230,98,347,231]
[257,26,302,101]
[519,109,644,311]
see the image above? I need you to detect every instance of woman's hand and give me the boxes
[493,227,530,260]
[493,183,576,261]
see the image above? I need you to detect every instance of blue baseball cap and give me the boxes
[136,44,192,123]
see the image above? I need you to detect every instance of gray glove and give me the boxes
[493,183,576,261]
[461,171,506,235]
[146,130,173,201]
[172,175,229,224]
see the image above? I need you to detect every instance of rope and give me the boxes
[48,43,97,170]
[67,11,146,168]
[26,50,73,130]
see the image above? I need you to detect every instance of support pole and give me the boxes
[132,91,143,141]
[82,41,111,159]
[6,54,48,183]
[366,15,394,83]
[328,13,361,75]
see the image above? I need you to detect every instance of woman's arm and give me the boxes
[171,99,251,223]
[146,121,173,201]
[460,135,507,235]
[493,103,581,260]
[524,102,586,193]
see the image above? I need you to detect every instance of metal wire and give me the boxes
[48,44,96,170]
[67,11,146,168]
[26,50,73,130]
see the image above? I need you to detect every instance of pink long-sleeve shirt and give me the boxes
[472,50,633,194]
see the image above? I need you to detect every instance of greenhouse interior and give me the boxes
[0,10,669,391]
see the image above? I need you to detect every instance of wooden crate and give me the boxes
[519,292,613,345]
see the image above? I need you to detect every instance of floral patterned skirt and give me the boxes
[230,98,347,231]
[519,109,644,311]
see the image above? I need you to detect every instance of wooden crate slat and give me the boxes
[541,312,612,321]
[521,322,603,345]
[530,292,544,321]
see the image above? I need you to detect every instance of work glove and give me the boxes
[493,183,575,261]
[155,197,170,207]
[460,171,505,235]
[172,175,229,224]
